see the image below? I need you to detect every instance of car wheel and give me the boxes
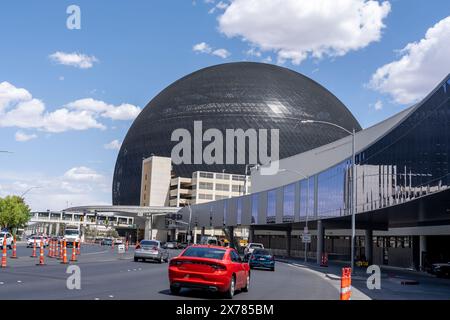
[170,285,181,295]
[271,267,275,272]
[159,256,164,263]
[242,274,250,292]
[134,257,139,262]
[224,275,236,299]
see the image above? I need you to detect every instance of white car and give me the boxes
[244,243,265,257]
[0,232,13,249]
[26,235,48,248]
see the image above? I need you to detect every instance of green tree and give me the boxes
[0,195,31,233]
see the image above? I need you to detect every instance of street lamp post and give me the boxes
[278,168,309,263]
[187,204,192,245]
[20,186,42,198]
[300,120,356,272]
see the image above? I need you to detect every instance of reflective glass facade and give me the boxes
[283,183,295,222]
[237,198,242,225]
[251,194,258,224]
[267,190,276,224]
[299,178,315,220]
[113,62,361,205]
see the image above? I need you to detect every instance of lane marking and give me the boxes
[108,295,114,298]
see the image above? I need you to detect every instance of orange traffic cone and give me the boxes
[70,242,77,262]
[125,239,129,252]
[60,240,68,264]
[56,240,61,259]
[112,239,115,251]
[1,237,7,268]
[11,236,17,259]
[30,238,37,258]
[76,241,80,255]
[36,237,46,266]
[48,239,53,258]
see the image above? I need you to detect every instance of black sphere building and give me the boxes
[113,62,361,205]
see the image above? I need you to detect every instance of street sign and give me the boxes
[302,234,311,243]
[187,235,192,241]
[118,244,125,254]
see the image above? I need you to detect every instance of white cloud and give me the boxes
[0,82,139,134]
[369,16,450,104]
[15,131,37,142]
[193,42,231,59]
[0,169,111,211]
[193,42,213,54]
[66,98,141,121]
[63,167,104,182]
[217,0,391,65]
[104,139,122,151]
[208,1,229,14]
[374,100,383,111]
[49,51,99,69]
[212,48,231,58]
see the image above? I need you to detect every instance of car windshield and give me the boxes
[182,247,226,260]
[65,230,79,235]
[250,244,263,248]
[141,240,159,247]
[253,249,270,255]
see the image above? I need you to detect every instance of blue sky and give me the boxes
[1,0,450,210]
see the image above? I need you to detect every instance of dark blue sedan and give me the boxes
[249,249,275,271]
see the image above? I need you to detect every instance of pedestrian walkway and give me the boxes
[275,256,450,300]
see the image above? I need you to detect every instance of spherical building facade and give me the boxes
[113,62,361,205]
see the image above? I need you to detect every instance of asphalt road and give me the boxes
[0,244,340,300]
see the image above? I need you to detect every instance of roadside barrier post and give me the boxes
[31,238,37,258]
[11,235,18,259]
[57,240,61,260]
[320,252,328,267]
[60,240,68,264]
[48,239,53,258]
[112,239,115,252]
[77,241,80,255]
[340,267,352,300]
[1,237,7,268]
[126,239,129,252]
[36,236,46,266]
[71,242,77,262]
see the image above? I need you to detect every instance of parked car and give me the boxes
[26,235,48,248]
[134,240,169,263]
[168,245,250,298]
[101,238,113,246]
[244,243,264,259]
[430,262,450,278]
[178,242,188,249]
[249,249,275,271]
[114,238,123,245]
[165,242,178,249]
[0,232,13,249]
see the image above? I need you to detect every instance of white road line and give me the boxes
[83,250,108,256]
[17,280,22,283]
[0,282,4,285]
[108,295,114,298]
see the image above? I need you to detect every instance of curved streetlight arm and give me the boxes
[300,120,353,135]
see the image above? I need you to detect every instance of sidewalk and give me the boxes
[276,256,450,300]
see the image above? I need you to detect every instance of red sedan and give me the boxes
[168,245,250,298]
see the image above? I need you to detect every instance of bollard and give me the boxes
[48,239,53,258]
[60,240,68,264]
[70,242,77,262]
[1,237,7,268]
[30,238,37,258]
[11,236,17,259]
[126,239,129,252]
[340,267,352,300]
[112,239,115,251]
[76,241,80,255]
[320,252,328,267]
[36,237,46,266]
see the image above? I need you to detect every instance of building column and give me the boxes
[420,235,427,271]
[201,227,205,237]
[249,226,255,243]
[365,229,373,265]
[287,228,292,257]
[55,223,60,236]
[316,220,324,265]
[48,223,53,236]
[229,226,235,249]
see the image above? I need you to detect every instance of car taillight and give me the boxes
[211,264,226,271]
[152,246,158,251]
[135,245,141,249]
[170,260,184,266]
